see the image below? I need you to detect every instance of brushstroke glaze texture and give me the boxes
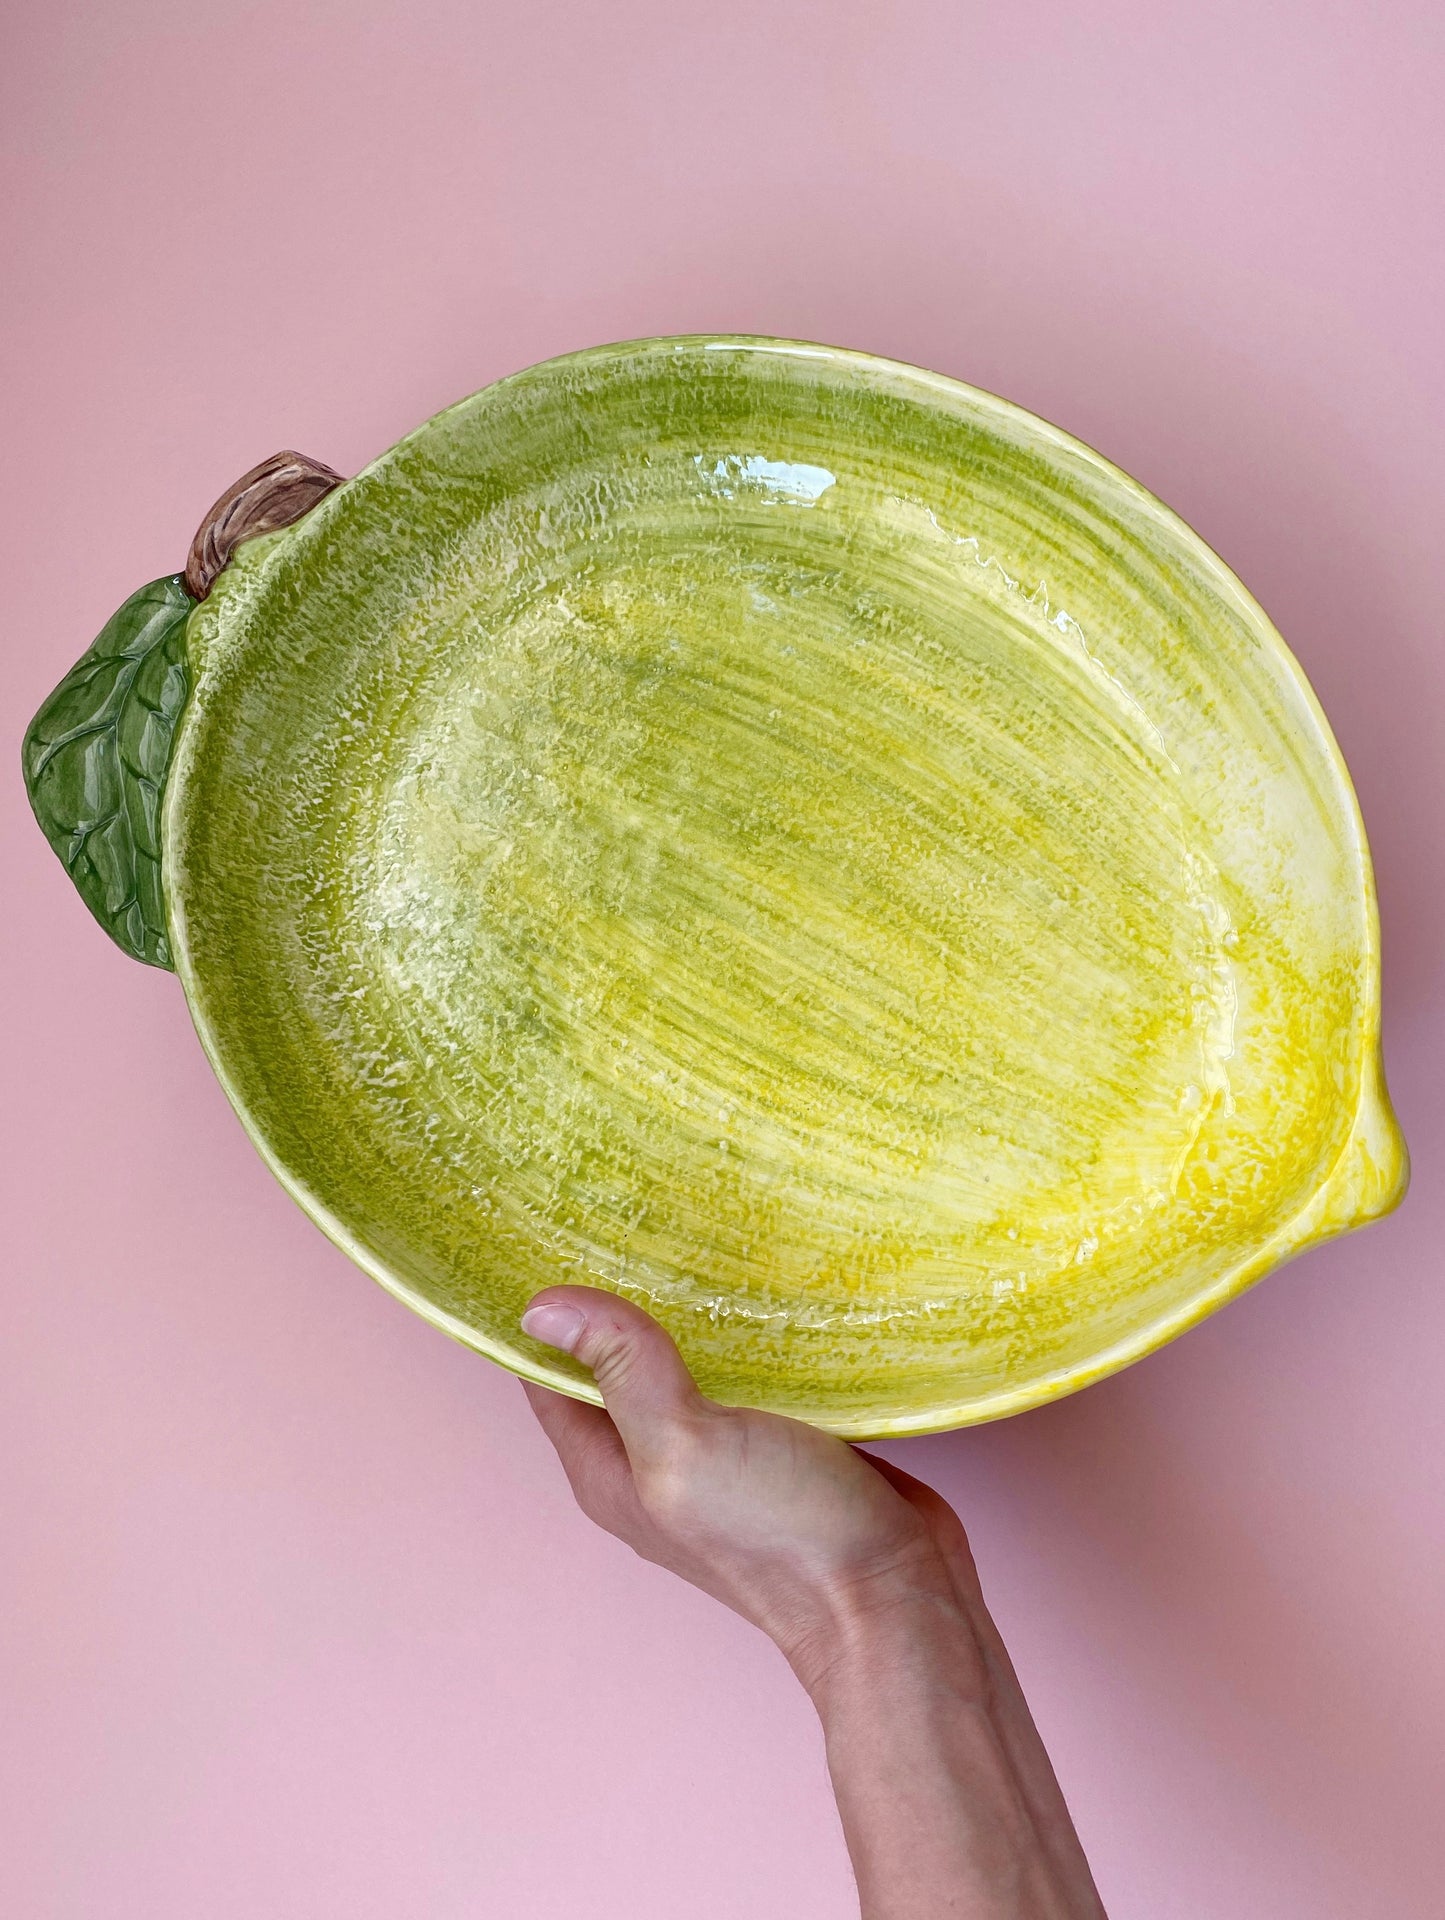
[167,337,1404,1435]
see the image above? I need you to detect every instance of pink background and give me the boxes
[3,3,1442,1914]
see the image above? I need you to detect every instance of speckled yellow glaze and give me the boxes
[164,336,1406,1435]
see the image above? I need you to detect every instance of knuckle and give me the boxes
[635,1429,708,1529]
[637,1463,694,1528]
[586,1328,645,1393]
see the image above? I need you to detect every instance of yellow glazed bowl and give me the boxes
[27,337,1409,1434]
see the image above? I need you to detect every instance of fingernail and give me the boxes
[521,1303,587,1354]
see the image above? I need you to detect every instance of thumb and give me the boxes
[520,1286,706,1456]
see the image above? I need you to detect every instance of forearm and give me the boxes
[802,1594,1103,1920]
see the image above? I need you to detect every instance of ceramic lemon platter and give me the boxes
[24,336,1407,1435]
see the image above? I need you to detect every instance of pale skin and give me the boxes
[520,1286,1107,1920]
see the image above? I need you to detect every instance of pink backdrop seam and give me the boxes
[2,3,1442,1915]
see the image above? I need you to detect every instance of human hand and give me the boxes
[519,1284,967,1688]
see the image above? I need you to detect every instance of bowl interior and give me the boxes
[169,337,1381,1433]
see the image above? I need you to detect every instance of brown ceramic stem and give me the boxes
[184,451,345,600]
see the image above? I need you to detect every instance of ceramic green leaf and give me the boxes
[23,575,193,967]
[23,338,1408,1434]
[23,452,343,968]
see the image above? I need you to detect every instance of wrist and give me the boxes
[775,1546,970,1702]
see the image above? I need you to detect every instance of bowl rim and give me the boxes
[164,331,1409,1436]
